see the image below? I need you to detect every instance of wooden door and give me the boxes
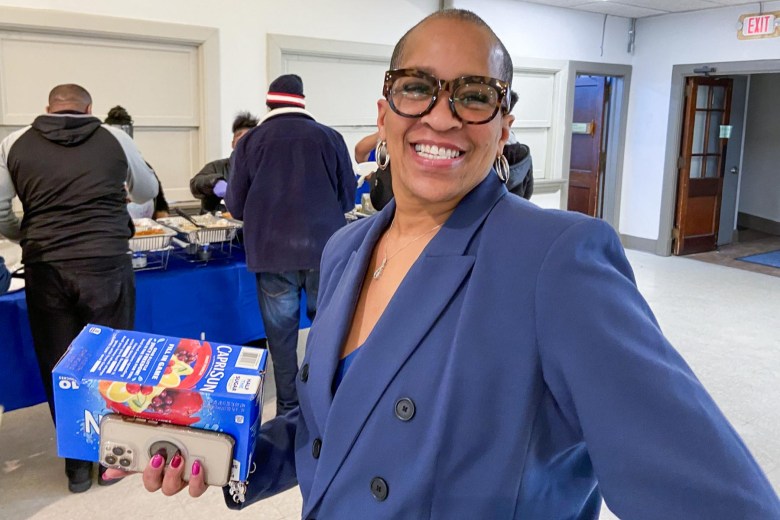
[567,75,608,217]
[673,76,733,255]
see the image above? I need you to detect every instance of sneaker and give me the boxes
[68,468,92,493]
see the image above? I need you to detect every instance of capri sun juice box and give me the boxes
[53,324,267,482]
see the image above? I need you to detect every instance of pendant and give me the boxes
[373,257,387,279]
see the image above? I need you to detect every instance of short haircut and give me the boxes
[232,111,259,133]
[390,9,514,88]
[509,91,519,112]
[48,84,92,109]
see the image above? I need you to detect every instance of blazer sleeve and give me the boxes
[535,218,779,519]
[223,408,299,509]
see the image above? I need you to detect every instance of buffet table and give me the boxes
[0,250,311,412]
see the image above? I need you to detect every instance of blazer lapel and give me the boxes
[304,208,395,432]
[304,176,507,515]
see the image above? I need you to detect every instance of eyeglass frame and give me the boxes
[382,68,511,125]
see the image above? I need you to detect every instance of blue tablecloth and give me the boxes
[0,250,310,412]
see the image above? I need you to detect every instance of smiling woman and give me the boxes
[376,12,514,218]
[127,9,780,520]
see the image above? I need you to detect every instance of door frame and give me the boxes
[657,59,780,256]
[717,75,750,246]
[673,76,733,255]
[567,74,609,217]
[563,62,632,230]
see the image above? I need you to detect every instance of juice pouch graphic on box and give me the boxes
[52,324,267,482]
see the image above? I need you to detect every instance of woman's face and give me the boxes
[378,18,514,212]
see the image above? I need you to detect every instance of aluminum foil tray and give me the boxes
[156,215,241,245]
[130,218,177,252]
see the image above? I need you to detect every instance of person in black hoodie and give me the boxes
[0,83,158,493]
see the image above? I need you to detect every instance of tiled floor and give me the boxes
[1,249,778,519]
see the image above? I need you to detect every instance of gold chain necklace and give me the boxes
[373,219,442,279]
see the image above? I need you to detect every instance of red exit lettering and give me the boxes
[743,14,775,36]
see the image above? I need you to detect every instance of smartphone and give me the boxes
[99,414,235,486]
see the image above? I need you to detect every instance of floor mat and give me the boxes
[737,249,780,268]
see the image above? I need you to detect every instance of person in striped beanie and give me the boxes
[266,74,306,108]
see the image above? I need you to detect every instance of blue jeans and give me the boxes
[256,270,319,415]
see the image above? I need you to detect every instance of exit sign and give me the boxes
[738,11,780,40]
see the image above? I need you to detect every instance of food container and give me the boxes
[130,218,177,252]
[157,215,242,245]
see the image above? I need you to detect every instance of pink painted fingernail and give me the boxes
[170,454,182,469]
[151,454,163,468]
[191,460,201,476]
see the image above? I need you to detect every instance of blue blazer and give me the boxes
[230,175,779,519]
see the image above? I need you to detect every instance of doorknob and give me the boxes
[730,166,739,175]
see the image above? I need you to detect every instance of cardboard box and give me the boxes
[53,324,267,482]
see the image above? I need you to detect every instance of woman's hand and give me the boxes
[101,452,208,498]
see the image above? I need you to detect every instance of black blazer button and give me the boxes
[370,477,388,501]
[300,363,309,382]
[394,397,415,421]
[312,438,322,459]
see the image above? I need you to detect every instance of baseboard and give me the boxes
[620,234,659,255]
[737,212,780,235]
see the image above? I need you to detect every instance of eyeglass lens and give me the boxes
[390,75,500,123]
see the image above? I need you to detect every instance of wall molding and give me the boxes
[620,234,658,254]
[533,179,566,195]
[267,34,393,80]
[738,212,780,235]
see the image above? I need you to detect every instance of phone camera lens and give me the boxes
[112,446,126,456]
[119,458,132,467]
[105,455,117,465]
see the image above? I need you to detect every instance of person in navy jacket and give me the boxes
[226,74,356,415]
[125,9,779,519]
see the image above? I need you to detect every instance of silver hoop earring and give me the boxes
[375,140,390,171]
[494,154,510,183]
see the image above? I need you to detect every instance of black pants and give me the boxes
[25,254,135,479]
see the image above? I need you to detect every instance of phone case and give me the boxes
[99,414,235,486]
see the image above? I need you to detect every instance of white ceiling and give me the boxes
[520,0,768,19]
